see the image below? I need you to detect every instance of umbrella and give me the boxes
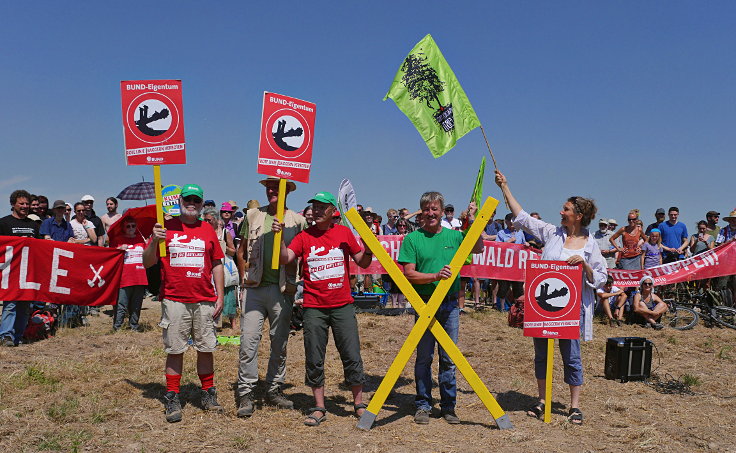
[117,182,156,201]
[107,204,158,246]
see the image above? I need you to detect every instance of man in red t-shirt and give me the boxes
[273,191,372,426]
[110,217,148,332]
[143,183,225,423]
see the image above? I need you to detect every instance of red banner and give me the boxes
[0,237,124,306]
[348,235,541,280]
[524,261,582,339]
[257,92,316,183]
[121,80,186,165]
[609,241,736,287]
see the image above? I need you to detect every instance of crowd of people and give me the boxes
[1,182,734,428]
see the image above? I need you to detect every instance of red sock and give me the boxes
[199,373,214,391]
[165,374,181,393]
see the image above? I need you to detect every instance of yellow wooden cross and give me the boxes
[346,196,513,430]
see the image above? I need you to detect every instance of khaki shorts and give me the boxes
[159,299,217,354]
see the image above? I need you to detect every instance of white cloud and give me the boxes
[0,175,31,190]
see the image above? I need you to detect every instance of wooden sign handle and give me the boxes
[271,178,287,270]
[153,165,166,257]
[544,338,553,423]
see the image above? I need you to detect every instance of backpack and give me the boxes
[23,310,56,342]
[508,298,524,329]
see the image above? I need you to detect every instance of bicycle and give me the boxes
[660,284,736,330]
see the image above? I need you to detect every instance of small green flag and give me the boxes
[384,34,481,158]
[471,156,486,208]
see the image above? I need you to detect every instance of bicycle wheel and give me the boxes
[662,306,699,330]
[713,306,736,329]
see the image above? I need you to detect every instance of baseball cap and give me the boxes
[52,200,66,209]
[706,210,720,217]
[181,184,204,200]
[81,194,94,202]
[655,208,665,215]
[220,202,234,212]
[204,199,215,206]
[445,204,455,211]
[308,191,338,208]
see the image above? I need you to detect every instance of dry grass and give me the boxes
[1,298,736,452]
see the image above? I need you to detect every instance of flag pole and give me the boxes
[479,124,509,209]
[479,124,499,171]
[544,338,554,423]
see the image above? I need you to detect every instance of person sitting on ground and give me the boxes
[632,276,666,329]
[273,191,373,426]
[689,220,715,256]
[641,228,663,269]
[597,276,626,327]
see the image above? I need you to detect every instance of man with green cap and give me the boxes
[144,183,225,423]
[273,191,373,426]
[235,177,307,417]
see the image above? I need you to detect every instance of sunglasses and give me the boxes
[182,196,203,203]
[642,282,653,287]
[125,225,137,229]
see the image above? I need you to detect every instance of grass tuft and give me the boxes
[681,374,701,387]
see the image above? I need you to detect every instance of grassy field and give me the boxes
[1,298,735,452]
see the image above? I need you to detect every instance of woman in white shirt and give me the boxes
[495,170,607,426]
[69,202,98,245]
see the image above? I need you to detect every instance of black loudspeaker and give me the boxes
[604,337,653,382]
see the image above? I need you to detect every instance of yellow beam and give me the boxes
[348,197,512,430]
[271,178,287,269]
[544,338,553,423]
[153,165,166,257]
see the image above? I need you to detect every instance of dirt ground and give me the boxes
[1,298,735,452]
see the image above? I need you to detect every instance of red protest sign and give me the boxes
[121,80,186,165]
[524,261,582,340]
[257,92,316,183]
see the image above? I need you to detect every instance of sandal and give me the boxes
[526,402,544,419]
[354,403,368,418]
[568,407,583,425]
[304,407,327,426]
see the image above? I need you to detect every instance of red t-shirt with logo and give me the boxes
[112,236,148,288]
[153,218,224,304]
[288,224,361,308]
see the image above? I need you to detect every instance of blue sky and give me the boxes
[1,1,734,231]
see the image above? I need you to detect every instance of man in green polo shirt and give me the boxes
[398,191,485,426]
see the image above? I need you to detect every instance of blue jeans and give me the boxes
[415,296,459,412]
[533,338,583,386]
[0,301,32,345]
[115,285,146,330]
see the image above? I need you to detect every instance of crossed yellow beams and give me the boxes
[346,197,513,430]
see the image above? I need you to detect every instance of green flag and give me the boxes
[470,156,486,207]
[384,34,481,158]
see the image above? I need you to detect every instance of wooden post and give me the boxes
[153,165,166,257]
[271,178,287,269]
[544,338,554,423]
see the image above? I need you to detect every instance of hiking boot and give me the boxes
[441,410,461,424]
[1,337,16,347]
[414,408,430,425]
[163,391,182,423]
[266,389,294,409]
[236,393,255,418]
[201,387,224,413]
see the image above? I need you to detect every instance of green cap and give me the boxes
[308,191,337,208]
[180,184,204,199]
